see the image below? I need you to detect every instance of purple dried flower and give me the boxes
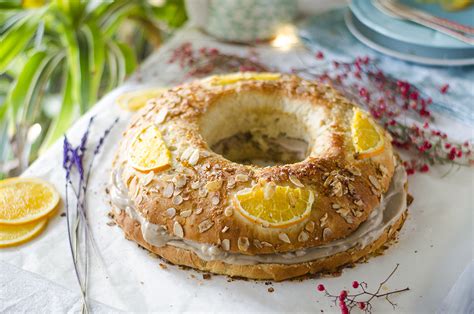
[79,117,94,155]
[63,136,74,179]
[72,147,84,180]
[93,118,118,155]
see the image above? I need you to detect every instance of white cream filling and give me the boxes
[110,165,407,265]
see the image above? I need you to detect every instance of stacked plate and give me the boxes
[347,0,474,66]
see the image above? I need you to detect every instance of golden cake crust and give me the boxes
[112,73,396,256]
[114,206,407,281]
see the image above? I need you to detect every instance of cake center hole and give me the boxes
[198,91,312,167]
[211,130,308,166]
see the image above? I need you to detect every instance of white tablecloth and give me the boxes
[1,26,473,313]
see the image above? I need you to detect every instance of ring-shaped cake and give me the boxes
[110,73,409,281]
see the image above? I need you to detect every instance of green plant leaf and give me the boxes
[107,40,126,86]
[21,51,65,125]
[152,0,187,29]
[40,70,76,150]
[60,23,84,113]
[0,11,42,72]
[7,50,49,122]
[116,41,136,75]
[94,0,139,36]
[104,44,118,93]
[82,21,105,103]
[76,29,92,111]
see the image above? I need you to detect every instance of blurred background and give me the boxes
[0,0,472,179]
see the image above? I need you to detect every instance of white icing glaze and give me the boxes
[110,165,407,265]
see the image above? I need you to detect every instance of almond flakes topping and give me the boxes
[180,209,192,218]
[221,239,230,251]
[166,207,176,218]
[323,227,333,240]
[298,231,309,242]
[305,221,315,233]
[173,221,184,238]
[163,182,174,198]
[278,233,291,244]
[289,174,304,187]
[238,237,249,251]
[369,175,381,190]
[206,179,222,192]
[198,219,214,233]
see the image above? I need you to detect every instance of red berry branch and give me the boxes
[167,43,473,175]
[168,42,270,81]
[316,264,409,314]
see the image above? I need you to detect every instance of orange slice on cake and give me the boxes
[128,125,171,172]
[351,108,385,159]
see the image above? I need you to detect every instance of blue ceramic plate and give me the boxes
[345,11,474,65]
[399,0,474,28]
[350,0,474,49]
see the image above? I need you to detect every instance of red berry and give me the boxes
[315,51,324,59]
[359,87,368,97]
[420,164,429,172]
[340,307,349,314]
[358,302,366,310]
[407,168,415,175]
[317,284,325,291]
[339,290,348,301]
[445,143,452,149]
[410,91,419,100]
[352,281,359,288]
[440,84,449,94]
[457,150,463,158]
[464,141,470,147]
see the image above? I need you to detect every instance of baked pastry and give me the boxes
[110,72,409,281]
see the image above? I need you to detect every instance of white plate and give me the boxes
[345,11,474,66]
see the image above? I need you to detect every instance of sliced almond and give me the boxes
[253,239,262,249]
[224,206,233,217]
[298,231,309,242]
[155,107,168,124]
[163,182,174,198]
[221,239,230,251]
[278,233,291,244]
[369,175,381,190]
[320,213,328,228]
[173,221,184,238]
[141,171,155,186]
[235,174,249,182]
[305,221,315,233]
[188,149,200,166]
[180,209,192,218]
[190,181,200,190]
[166,207,176,218]
[174,174,187,188]
[289,174,304,187]
[211,195,220,205]
[323,227,333,240]
[237,237,249,251]
[198,219,214,233]
[206,179,222,192]
[181,146,194,161]
[172,195,183,205]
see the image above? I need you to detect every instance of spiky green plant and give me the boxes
[0,0,187,178]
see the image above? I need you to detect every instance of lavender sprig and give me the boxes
[62,116,119,314]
